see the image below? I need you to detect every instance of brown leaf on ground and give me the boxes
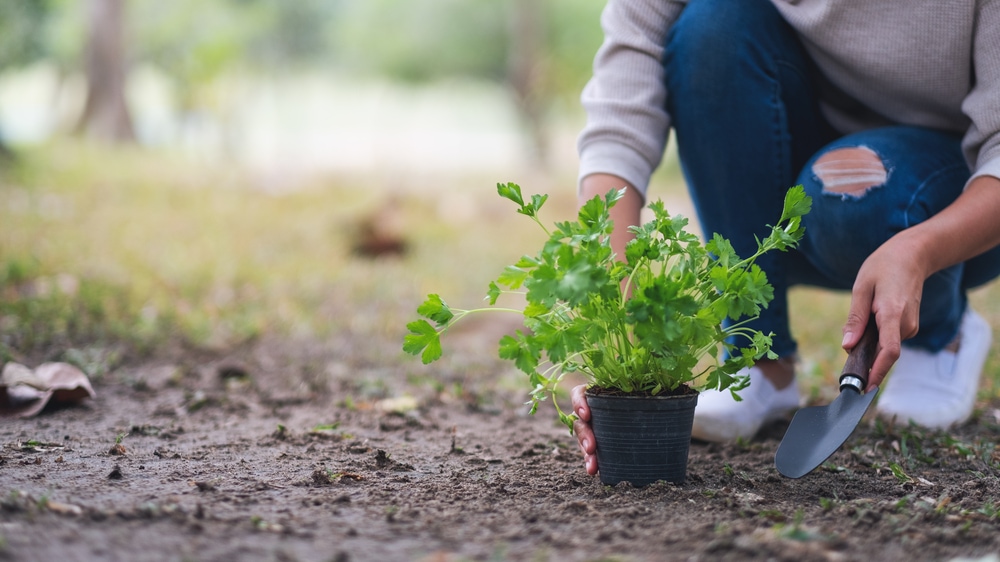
[0,362,96,418]
[350,196,409,258]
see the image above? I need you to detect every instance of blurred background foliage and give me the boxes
[0,0,606,156]
[0,1,50,69]
[0,0,620,365]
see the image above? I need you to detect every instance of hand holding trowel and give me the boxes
[775,316,880,478]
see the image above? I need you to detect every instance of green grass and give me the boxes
[0,140,557,360]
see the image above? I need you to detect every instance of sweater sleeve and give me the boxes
[962,0,1000,185]
[576,0,687,200]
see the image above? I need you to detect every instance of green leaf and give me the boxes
[585,349,605,370]
[709,265,730,293]
[524,263,559,306]
[497,265,529,289]
[497,182,524,207]
[780,185,812,223]
[624,236,659,264]
[556,262,607,306]
[522,301,549,317]
[705,233,738,267]
[646,200,667,219]
[499,332,540,375]
[497,182,548,218]
[577,193,609,230]
[605,187,627,207]
[403,320,442,364]
[417,294,454,325]
[530,193,549,213]
[536,320,587,364]
[513,255,541,269]
[559,412,577,432]
[486,281,501,305]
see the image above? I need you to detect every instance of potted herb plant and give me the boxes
[404,182,811,486]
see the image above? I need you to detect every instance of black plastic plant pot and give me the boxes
[586,389,699,487]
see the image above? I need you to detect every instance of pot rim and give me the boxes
[584,386,699,399]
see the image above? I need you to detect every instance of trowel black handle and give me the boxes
[840,316,878,393]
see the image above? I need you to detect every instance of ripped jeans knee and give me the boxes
[795,127,968,286]
[812,146,888,198]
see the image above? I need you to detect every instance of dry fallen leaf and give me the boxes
[0,362,96,418]
[350,196,408,258]
[18,441,65,452]
[375,396,419,414]
[46,501,83,516]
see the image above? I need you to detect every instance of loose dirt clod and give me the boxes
[193,481,216,492]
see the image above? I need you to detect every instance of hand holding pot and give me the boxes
[571,384,598,475]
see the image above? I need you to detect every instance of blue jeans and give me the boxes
[663,0,1000,356]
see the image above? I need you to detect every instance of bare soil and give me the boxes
[3,329,1000,562]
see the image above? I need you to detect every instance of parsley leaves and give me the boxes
[405,182,811,431]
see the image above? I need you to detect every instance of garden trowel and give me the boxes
[774,318,880,478]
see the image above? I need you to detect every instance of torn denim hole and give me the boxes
[812,146,888,200]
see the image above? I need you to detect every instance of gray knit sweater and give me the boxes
[578,0,1000,198]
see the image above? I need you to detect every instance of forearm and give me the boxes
[897,175,1000,279]
[579,173,644,261]
[577,0,684,198]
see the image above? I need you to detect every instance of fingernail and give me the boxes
[576,408,585,418]
[842,332,853,347]
[582,438,590,451]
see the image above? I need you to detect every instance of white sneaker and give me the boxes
[876,308,992,429]
[692,366,801,442]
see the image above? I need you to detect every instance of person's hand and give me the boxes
[841,235,926,390]
[571,384,598,475]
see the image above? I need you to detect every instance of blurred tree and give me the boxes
[333,0,508,82]
[131,0,260,115]
[542,0,606,107]
[131,0,338,148]
[0,0,52,156]
[0,0,605,155]
[0,1,50,68]
[332,0,605,165]
[244,0,341,69]
[508,0,547,164]
[76,0,135,143]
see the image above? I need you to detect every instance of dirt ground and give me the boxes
[3,326,1000,562]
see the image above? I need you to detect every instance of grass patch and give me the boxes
[0,141,559,361]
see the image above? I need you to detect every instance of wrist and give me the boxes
[580,173,638,202]
[889,228,938,281]
[579,174,644,260]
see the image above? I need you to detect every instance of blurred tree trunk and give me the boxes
[507,0,548,167]
[76,0,135,143]
[0,136,13,161]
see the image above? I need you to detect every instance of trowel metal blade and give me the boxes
[774,386,879,478]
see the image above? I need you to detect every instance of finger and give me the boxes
[899,307,921,341]
[843,285,875,350]
[573,417,599,476]
[868,315,902,391]
[573,418,596,455]
[868,347,899,391]
[570,384,591,422]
